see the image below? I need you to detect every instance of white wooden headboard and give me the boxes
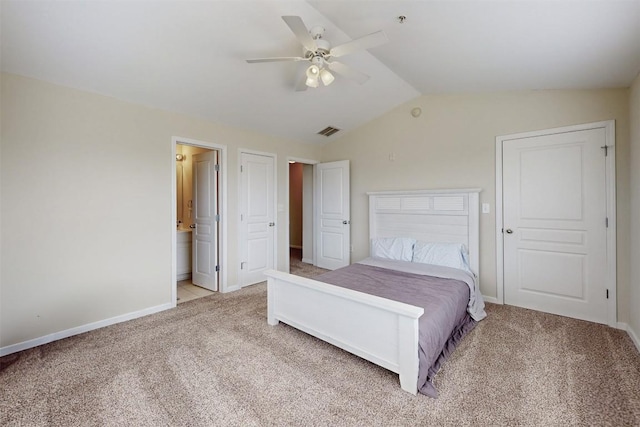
[367,188,481,277]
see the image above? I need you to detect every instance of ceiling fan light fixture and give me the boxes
[319,68,335,86]
[306,64,320,78]
[305,76,319,88]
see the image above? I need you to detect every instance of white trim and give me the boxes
[495,142,504,304]
[0,303,173,357]
[301,258,313,264]
[627,325,640,353]
[173,137,229,297]
[172,141,178,306]
[616,323,640,353]
[286,156,319,273]
[288,157,320,165]
[238,148,278,287]
[603,122,617,327]
[482,295,499,304]
[495,120,617,326]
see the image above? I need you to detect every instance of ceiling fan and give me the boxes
[246,16,388,91]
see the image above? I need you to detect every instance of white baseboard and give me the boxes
[0,302,174,357]
[222,285,241,293]
[629,326,640,353]
[176,273,192,281]
[614,322,640,354]
[301,258,313,264]
[482,295,500,304]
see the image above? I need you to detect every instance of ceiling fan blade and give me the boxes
[327,61,370,85]
[329,31,388,58]
[282,16,317,52]
[246,57,307,63]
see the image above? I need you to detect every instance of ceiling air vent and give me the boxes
[317,126,340,137]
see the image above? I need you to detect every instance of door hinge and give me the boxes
[215,265,220,272]
[601,145,609,156]
[215,214,220,222]
[241,262,246,270]
[214,164,220,172]
[240,165,243,172]
[606,217,609,228]
[606,289,609,299]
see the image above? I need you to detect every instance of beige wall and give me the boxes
[630,73,640,340]
[322,89,632,323]
[0,73,322,348]
[1,71,636,351]
[289,162,303,248]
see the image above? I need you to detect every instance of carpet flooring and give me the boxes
[2,273,639,426]
[289,250,329,278]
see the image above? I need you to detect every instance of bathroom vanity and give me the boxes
[177,228,192,280]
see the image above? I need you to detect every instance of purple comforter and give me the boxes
[314,262,476,398]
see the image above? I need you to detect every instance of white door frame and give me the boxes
[285,157,319,273]
[495,120,617,327]
[238,148,278,285]
[172,137,228,305]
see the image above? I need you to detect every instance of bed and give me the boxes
[264,188,485,397]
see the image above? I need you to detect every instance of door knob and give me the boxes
[343,220,350,225]
[505,229,513,234]
[269,222,275,227]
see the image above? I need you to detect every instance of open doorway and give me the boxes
[172,137,227,306]
[288,159,315,274]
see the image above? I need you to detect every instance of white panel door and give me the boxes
[315,160,350,270]
[502,128,608,323]
[192,150,218,291]
[240,152,275,286]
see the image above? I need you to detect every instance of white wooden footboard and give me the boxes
[264,269,424,395]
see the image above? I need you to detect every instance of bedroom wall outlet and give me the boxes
[482,203,490,214]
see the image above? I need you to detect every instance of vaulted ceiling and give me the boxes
[2,1,639,144]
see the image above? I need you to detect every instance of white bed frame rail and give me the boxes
[265,269,424,394]
[265,188,481,395]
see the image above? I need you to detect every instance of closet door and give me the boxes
[239,151,276,286]
[502,128,608,323]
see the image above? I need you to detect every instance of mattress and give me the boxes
[314,260,478,397]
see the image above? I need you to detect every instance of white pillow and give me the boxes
[370,237,416,262]
[412,241,471,272]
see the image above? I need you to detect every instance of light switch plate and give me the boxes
[482,203,490,214]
